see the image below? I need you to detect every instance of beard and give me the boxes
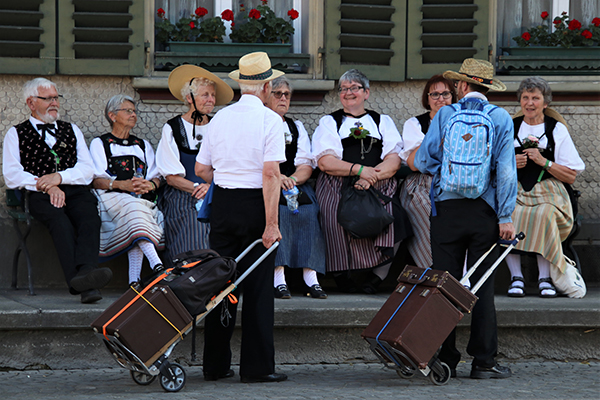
[39,108,60,123]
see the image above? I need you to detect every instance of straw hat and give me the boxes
[168,65,234,106]
[443,58,506,92]
[513,107,569,130]
[228,52,284,84]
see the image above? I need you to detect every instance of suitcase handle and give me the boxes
[404,273,431,285]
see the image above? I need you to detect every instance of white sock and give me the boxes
[274,266,286,287]
[127,245,144,284]
[303,268,319,287]
[137,240,162,268]
[373,263,391,280]
[505,254,524,279]
[536,255,551,280]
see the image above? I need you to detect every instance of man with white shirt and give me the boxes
[195,52,287,383]
[3,78,112,303]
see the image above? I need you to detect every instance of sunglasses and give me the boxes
[271,91,291,99]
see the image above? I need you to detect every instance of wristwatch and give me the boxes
[545,161,553,170]
[108,177,115,190]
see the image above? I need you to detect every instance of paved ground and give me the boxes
[2,360,598,399]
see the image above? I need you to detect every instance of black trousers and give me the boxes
[431,198,500,369]
[28,185,101,291]
[203,186,277,378]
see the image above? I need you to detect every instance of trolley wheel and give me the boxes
[396,368,415,379]
[160,362,186,392]
[429,362,451,386]
[131,370,156,386]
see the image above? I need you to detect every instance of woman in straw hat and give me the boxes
[505,76,585,298]
[156,65,233,260]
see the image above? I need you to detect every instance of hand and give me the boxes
[131,177,152,195]
[523,148,545,167]
[262,224,282,249]
[36,173,62,192]
[280,176,296,191]
[499,222,516,241]
[46,186,66,208]
[357,166,379,186]
[515,153,528,169]
[192,183,210,200]
[354,178,371,190]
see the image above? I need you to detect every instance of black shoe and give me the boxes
[307,284,328,299]
[470,364,512,379]
[204,369,234,381]
[71,267,113,292]
[274,284,291,299]
[80,289,102,304]
[333,273,358,293]
[240,373,288,383]
[450,368,457,378]
[361,273,383,294]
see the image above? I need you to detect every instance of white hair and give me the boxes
[23,78,57,103]
[238,81,269,96]
[181,77,216,106]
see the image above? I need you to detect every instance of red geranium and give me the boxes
[157,8,166,18]
[189,21,195,29]
[221,9,234,21]
[195,7,208,18]
[553,18,562,25]
[287,9,299,20]
[593,17,600,27]
[249,8,261,20]
[262,0,268,4]
[568,19,582,30]
[541,11,549,19]
[582,29,593,39]
[521,32,531,41]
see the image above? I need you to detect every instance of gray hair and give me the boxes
[271,76,293,94]
[339,69,370,91]
[23,78,57,103]
[181,77,216,106]
[105,94,136,127]
[517,76,552,105]
[239,81,269,96]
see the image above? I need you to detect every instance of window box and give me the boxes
[498,47,600,75]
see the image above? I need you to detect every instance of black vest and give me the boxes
[166,116,206,185]
[279,117,299,177]
[16,120,78,177]
[330,109,383,167]
[415,111,431,135]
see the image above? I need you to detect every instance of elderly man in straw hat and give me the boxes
[414,58,518,379]
[195,52,287,383]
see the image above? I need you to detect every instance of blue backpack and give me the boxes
[439,98,497,198]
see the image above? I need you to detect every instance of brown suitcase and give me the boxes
[91,285,193,366]
[397,265,478,312]
[361,281,464,369]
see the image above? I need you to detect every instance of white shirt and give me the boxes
[515,120,585,173]
[311,113,403,163]
[2,116,95,191]
[156,118,207,177]
[196,94,286,189]
[400,116,426,162]
[89,136,160,180]
[285,119,315,168]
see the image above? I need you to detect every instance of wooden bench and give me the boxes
[6,189,35,295]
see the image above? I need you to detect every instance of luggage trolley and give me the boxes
[93,239,278,392]
[363,233,524,385]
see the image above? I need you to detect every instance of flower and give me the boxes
[157,8,166,18]
[350,122,369,140]
[522,135,539,149]
[189,21,195,29]
[155,8,226,44]
[229,1,297,44]
[513,11,600,48]
[288,9,299,20]
[249,9,261,20]
[195,7,208,18]
[221,9,234,22]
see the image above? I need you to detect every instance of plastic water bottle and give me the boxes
[131,167,144,198]
[194,183,204,211]
[282,186,299,215]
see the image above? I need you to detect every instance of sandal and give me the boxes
[507,276,525,297]
[538,278,557,298]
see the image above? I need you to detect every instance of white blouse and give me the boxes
[156,118,208,178]
[515,121,585,173]
[285,119,315,168]
[311,113,403,163]
[89,136,160,180]
[400,116,426,162]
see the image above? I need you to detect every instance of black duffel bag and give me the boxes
[163,249,237,316]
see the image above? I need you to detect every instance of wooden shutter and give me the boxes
[57,0,145,75]
[0,0,56,75]
[325,0,407,82]
[406,0,490,79]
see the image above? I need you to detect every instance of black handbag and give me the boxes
[337,178,394,239]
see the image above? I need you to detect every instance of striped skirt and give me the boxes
[159,185,210,259]
[275,183,326,274]
[399,173,433,269]
[512,178,573,273]
[316,173,397,272]
[94,190,165,259]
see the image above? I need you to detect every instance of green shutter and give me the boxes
[406,0,490,79]
[0,0,56,75]
[325,0,407,82]
[57,0,145,75]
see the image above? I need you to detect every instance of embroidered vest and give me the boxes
[16,120,78,177]
[166,116,206,185]
[330,109,383,167]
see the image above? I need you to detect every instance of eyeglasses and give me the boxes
[36,95,63,103]
[338,86,364,94]
[271,91,291,99]
[428,91,452,100]
[115,109,137,115]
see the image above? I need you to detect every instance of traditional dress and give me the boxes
[156,116,210,260]
[511,116,585,273]
[275,117,326,274]
[312,109,408,272]
[89,134,164,259]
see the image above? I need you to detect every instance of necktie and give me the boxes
[36,124,56,141]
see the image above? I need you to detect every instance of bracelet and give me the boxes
[108,177,115,191]
[150,180,157,191]
[290,176,297,182]
[543,159,550,169]
[349,163,357,176]
[357,165,364,177]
